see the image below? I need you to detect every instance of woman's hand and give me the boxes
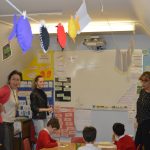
[39,107,53,112]
[47,107,53,112]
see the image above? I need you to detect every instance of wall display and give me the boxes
[55,77,71,102]
[143,49,150,71]
[18,80,54,117]
[54,50,142,108]
[22,51,54,80]
[54,106,75,137]
[2,43,12,60]
[17,51,55,117]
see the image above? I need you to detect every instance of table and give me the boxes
[40,142,117,150]
[40,142,76,150]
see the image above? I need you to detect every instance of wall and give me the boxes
[1,25,149,86]
[0,23,42,85]
[0,23,148,141]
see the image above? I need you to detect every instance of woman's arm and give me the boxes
[39,107,53,112]
[30,93,39,113]
[30,93,53,113]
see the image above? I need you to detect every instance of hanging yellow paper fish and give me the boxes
[68,16,77,42]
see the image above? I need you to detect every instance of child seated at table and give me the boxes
[36,117,60,150]
[78,126,101,150]
[112,122,136,150]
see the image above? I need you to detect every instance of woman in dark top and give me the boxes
[135,71,150,150]
[30,75,53,137]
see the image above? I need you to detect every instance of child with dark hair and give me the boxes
[78,126,101,150]
[36,117,60,150]
[112,122,136,150]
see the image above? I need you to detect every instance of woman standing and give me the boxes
[30,75,53,137]
[135,71,150,150]
[0,70,22,150]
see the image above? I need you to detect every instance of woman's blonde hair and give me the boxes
[32,75,43,89]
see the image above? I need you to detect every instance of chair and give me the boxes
[23,138,31,150]
[30,120,37,150]
[0,144,3,150]
[71,136,85,143]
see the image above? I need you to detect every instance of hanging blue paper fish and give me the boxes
[8,14,17,40]
[8,13,33,53]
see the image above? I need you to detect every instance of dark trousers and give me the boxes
[3,122,14,150]
[135,119,150,150]
[0,123,4,144]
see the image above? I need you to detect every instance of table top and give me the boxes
[40,142,116,150]
[40,142,76,150]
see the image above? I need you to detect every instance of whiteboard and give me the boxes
[54,50,139,108]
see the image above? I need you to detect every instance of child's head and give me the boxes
[47,117,60,133]
[82,126,97,143]
[112,123,125,137]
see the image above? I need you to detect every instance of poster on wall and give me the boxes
[22,51,54,80]
[17,51,54,117]
[2,43,12,60]
[18,80,54,117]
[55,77,71,102]
[54,106,75,137]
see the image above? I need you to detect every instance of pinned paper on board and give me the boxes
[75,0,91,34]
[2,43,12,61]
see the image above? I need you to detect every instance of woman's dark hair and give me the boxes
[8,70,22,83]
[139,71,150,80]
[32,75,43,89]
[113,123,125,136]
[83,126,97,143]
[47,117,60,130]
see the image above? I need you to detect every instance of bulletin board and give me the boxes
[17,51,54,117]
[54,50,142,108]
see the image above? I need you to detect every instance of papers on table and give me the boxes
[97,141,116,149]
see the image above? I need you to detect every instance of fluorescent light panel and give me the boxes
[31,21,135,34]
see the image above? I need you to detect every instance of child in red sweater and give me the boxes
[112,122,136,150]
[36,117,60,150]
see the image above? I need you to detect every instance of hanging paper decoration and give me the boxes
[8,14,17,40]
[75,0,91,34]
[56,23,67,50]
[8,12,33,53]
[75,16,80,32]
[115,49,131,72]
[68,16,80,42]
[39,22,50,53]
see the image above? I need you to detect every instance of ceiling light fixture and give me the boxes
[31,21,135,34]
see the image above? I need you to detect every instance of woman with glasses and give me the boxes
[135,71,150,150]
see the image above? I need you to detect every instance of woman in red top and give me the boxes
[112,122,136,150]
[36,117,60,150]
[0,70,22,150]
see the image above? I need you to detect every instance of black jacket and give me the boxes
[30,88,48,119]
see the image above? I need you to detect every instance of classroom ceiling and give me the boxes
[0,0,150,35]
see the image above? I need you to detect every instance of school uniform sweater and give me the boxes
[36,128,58,150]
[114,135,136,150]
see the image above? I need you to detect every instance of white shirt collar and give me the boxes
[118,134,125,140]
[43,128,50,134]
